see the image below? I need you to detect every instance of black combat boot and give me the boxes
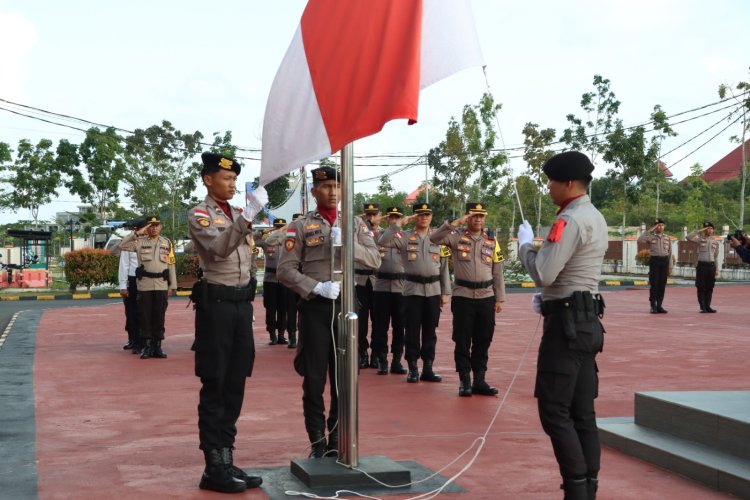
[309,430,327,458]
[458,372,472,397]
[586,475,598,500]
[390,352,407,374]
[288,331,297,348]
[377,356,389,375]
[419,360,442,382]
[139,339,153,359]
[131,339,144,354]
[656,301,668,314]
[359,352,369,369]
[560,477,588,500]
[369,353,378,369]
[277,332,288,345]
[199,449,247,493]
[406,360,419,383]
[152,339,167,358]
[268,330,278,345]
[220,447,262,489]
[705,290,716,313]
[326,429,339,458]
[471,370,499,396]
[122,341,134,350]
[649,300,658,314]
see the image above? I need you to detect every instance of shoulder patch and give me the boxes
[198,218,210,227]
[547,219,567,243]
[284,238,296,251]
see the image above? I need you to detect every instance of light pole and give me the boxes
[67,219,80,251]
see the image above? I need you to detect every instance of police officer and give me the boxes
[431,202,505,397]
[278,166,380,458]
[356,202,381,368]
[370,206,408,375]
[258,218,290,345]
[518,151,607,500]
[378,202,451,384]
[188,152,267,493]
[686,222,720,313]
[118,218,145,354]
[285,213,304,349]
[119,215,177,359]
[637,218,673,313]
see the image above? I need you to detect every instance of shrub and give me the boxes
[63,248,118,291]
[175,254,200,277]
[636,248,650,266]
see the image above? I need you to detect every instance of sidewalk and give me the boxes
[1,285,744,499]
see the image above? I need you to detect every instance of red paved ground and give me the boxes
[33,285,746,499]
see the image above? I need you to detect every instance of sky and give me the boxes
[0,0,748,225]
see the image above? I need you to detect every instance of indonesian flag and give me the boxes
[260,0,484,185]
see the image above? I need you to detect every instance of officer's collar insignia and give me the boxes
[218,157,233,170]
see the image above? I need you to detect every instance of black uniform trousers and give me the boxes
[355,281,374,356]
[451,296,495,373]
[297,297,340,438]
[403,295,440,363]
[285,289,299,336]
[695,261,716,304]
[263,280,288,334]
[137,289,168,341]
[194,297,255,451]
[123,276,140,345]
[648,255,669,303]
[370,290,405,359]
[536,312,604,479]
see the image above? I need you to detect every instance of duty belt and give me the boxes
[405,274,441,284]
[355,269,375,275]
[696,261,715,266]
[455,278,493,289]
[207,283,254,302]
[139,269,168,280]
[376,272,405,280]
[541,292,604,317]
[265,267,277,273]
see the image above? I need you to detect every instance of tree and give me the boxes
[427,92,509,218]
[0,138,78,224]
[71,127,126,224]
[719,72,750,228]
[521,122,556,233]
[123,120,204,241]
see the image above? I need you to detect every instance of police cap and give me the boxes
[144,215,161,225]
[273,218,287,228]
[466,202,488,215]
[292,213,303,221]
[543,151,594,182]
[385,206,403,217]
[703,221,715,229]
[655,218,665,225]
[413,202,432,215]
[363,202,380,214]
[201,152,241,176]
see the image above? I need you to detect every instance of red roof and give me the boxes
[657,160,673,177]
[701,139,750,183]
[405,182,428,204]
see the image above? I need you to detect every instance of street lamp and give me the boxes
[67,219,80,251]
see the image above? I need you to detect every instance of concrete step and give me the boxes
[635,391,750,461]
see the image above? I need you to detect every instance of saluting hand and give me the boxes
[396,215,416,228]
[451,214,469,228]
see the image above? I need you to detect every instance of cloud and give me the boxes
[0,9,36,102]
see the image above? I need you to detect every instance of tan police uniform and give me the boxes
[257,225,293,344]
[637,223,672,312]
[686,226,720,312]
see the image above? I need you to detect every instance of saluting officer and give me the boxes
[637,218,673,313]
[518,151,608,500]
[258,218,291,345]
[431,202,505,397]
[686,221,720,313]
[356,202,381,369]
[284,212,304,349]
[119,214,177,360]
[277,166,381,458]
[378,202,451,384]
[188,152,267,493]
[370,206,408,375]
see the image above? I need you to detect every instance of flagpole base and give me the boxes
[290,455,411,489]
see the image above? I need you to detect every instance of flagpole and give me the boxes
[338,142,359,467]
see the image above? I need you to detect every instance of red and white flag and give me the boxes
[260,0,483,185]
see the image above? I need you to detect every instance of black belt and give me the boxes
[207,283,254,302]
[140,270,167,279]
[265,267,277,273]
[376,272,405,280]
[650,255,669,259]
[541,293,603,316]
[455,279,493,289]
[405,274,441,284]
[355,269,375,276]
[697,261,715,266]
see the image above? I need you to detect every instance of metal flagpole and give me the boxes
[338,143,359,467]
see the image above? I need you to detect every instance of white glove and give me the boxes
[313,281,340,299]
[242,186,269,222]
[531,292,542,314]
[518,220,534,247]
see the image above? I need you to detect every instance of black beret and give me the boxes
[466,202,487,215]
[363,202,380,214]
[201,152,241,176]
[412,202,432,214]
[703,221,715,229]
[311,166,339,183]
[655,218,665,225]
[385,206,403,217]
[543,151,594,182]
